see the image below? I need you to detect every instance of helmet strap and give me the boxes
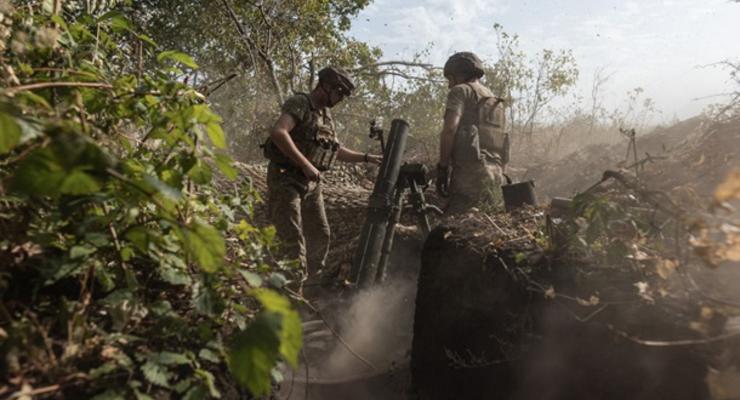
[318,82,338,108]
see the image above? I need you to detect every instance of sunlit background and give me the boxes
[349,0,740,120]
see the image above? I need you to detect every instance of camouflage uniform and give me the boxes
[267,94,336,276]
[445,82,505,214]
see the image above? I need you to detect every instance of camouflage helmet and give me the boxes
[318,66,356,95]
[443,52,485,80]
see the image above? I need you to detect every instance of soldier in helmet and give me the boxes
[436,51,507,214]
[263,66,382,283]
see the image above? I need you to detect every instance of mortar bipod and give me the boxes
[374,163,443,284]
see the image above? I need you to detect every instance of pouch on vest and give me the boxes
[261,137,291,165]
[452,124,483,166]
[304,125,339,171]
[476,96,507,165]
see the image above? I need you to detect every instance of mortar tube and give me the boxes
[375,184,405,284]
[350,119,409,288]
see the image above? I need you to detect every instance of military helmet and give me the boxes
[318,66,355,96]
[443,52,485,80]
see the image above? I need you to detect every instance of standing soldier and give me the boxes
[262,66,381,283]
[435,51,508,214]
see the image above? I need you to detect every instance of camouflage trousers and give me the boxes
[267,163,331,278]
[446,160,505,215]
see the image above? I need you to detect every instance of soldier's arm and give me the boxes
[270,113,319,177]
[337,147,382,164]
[438,109,461,167]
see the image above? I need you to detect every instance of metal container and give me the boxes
[501,177,537,211]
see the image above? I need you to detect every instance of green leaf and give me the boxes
[215,153,237,180]
[253,289,302,366]
[89,361,119,379]
[194,285,223,316]
[59,169,101,195]
[125,226,154,253]
[228,312,282,396]
[187,160,212,185]
[143,175,182,201]
[178,222,225,273]
[133,389,155,400]
[267,273,288,289]
[17,91,52,110]
[51,14,69,31]
[239,270,263,287]
[198,348,221,363]
[159,264,192,286]
[10,147,65,196]
[205,123,226,149]
[91,390,126,400]
[137,34,157,47]
[193,104,222,124]
[141,361,173,388]
[120,247,134,261]
[0,112,22,154]
[195,369,221,398]
[271,367,284,383]
[85,232,110,247]
[173,378,194,394]
[157,51,199,69]
[152,351,190,365]
[182,386,209,400]
[70,244,97,259]
[95,267,116,292]
[100,11,133,32]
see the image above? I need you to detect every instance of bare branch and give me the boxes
[355,69,444,83]
[349,60,440,72]
[220,0,284,104]
[198,72,240,97]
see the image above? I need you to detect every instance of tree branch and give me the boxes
[349,60,439,72]
[220,0,284,105]
[355,69,444,83]
[3,81,113,95]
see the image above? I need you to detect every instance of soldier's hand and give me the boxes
[302,163,321,182]
[436,164,450,197]
[366,154,383,165]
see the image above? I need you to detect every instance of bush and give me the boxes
[0,4,299,398]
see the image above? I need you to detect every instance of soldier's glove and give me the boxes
[436,164,450,197]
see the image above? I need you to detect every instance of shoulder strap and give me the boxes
[287,93,318,139]
[463,82,480,101]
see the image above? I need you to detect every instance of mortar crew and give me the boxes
[436,51,507,214]
[264,66,382,283]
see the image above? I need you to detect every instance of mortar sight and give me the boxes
[369,118,385,153]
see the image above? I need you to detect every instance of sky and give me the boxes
[348,0,740,121]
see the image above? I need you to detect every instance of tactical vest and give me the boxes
[453,82,509,166]
[262,93,340,171]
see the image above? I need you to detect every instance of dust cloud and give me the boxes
[322,278,416,378]
[278,277,416,400]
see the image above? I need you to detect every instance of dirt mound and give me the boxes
[411,205,718,400]
[643,118,740,198]
[520,116,740,200]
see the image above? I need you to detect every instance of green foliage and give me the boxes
[228,289,302,396]
[488,23,580,140]
[130,0,387,160]
[567,189,666,264]
[0,3,300,398]
[157,50,199,69]
[0,111,21,154]
[177,221,226,273]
